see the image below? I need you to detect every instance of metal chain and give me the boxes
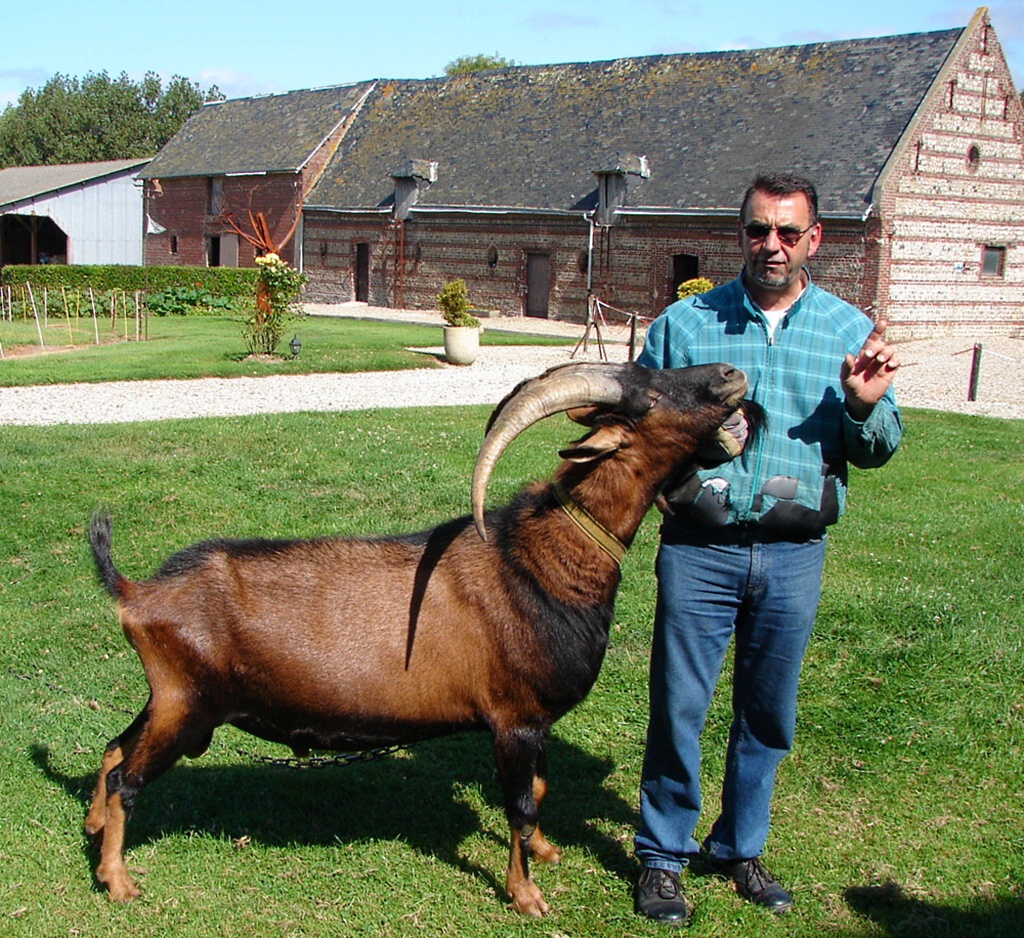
[7,666,415,770]
[232,742,415,769]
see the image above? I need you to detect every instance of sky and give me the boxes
[1,0,1021,110]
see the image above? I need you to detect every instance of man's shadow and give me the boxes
[32,730,638,904]
[845,881,1024,937]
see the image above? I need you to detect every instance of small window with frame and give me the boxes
[980,245,1006,278]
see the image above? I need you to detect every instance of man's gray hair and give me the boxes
[740,173,819,224]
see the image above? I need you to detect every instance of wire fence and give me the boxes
[0,283,147,358]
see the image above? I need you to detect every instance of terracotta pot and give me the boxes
[443,325,480,365]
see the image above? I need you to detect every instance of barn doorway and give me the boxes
[526,252,550,318]
[669,253,700,305]
[355,243,370,302]
[0,214,68,265]
[207,235,221,267]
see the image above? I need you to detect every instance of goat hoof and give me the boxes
[105,882,141,903]
[99,868,141,902]
[509,885,550,917]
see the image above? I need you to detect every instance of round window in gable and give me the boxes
[967,144,981,171]
[486,245,499,268]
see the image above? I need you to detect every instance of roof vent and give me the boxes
[390,159,439,219]
[593,153,650,225]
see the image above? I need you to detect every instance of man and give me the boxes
[633,172,901,925]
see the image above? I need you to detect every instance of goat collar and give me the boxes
[552,480,627,566]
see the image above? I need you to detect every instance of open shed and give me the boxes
[0,158,150,266]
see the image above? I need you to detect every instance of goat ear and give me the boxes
[559,424,628,462]
[566,406,603,426]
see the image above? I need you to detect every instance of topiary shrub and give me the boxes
[677,277,714,300]
[437,278,480,328]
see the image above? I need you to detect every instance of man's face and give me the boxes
[738,190,822,295]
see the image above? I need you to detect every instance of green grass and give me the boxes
[0,314,567,386]
[1,406,1021,937]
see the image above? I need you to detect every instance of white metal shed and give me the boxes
[0,158,150,266]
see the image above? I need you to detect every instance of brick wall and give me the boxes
[876,13,1024,338]
[145,173,303,268]
[302,209,870,325]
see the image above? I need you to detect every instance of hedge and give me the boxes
[0,265,257,297]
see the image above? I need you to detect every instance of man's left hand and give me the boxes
[841,318,900,420]
[697,409,749,464]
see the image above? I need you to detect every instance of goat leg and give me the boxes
[524,750,561,865]
[89,697,208,901]
[494,726,551,916]
[85,706,149,837]
[93,786,141,902]
[85,741,123,837]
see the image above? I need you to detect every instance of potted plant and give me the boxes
[437,278,481,365]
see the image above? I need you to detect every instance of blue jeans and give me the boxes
[634,529,826,871]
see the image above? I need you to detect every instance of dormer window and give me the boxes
[390,159,439,220]
[592,154,650,225]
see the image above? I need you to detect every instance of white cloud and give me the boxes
[196,68,281,99]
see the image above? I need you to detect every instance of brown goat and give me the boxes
[85,360,753,916]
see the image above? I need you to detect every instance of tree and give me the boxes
[443,53,517,76]
[0,71,223,168]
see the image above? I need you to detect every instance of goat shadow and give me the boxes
[845,881,1024,937]
[32,729,639,903]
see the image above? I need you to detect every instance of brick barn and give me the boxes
[143,7,1023,338]
[140,83,375,268]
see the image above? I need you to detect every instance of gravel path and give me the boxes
[0,303,1021,425]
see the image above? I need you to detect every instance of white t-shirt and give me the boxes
[758,302,791,339]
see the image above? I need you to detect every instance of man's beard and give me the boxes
[748,260,797,290]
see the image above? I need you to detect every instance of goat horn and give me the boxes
[472,363,628,540]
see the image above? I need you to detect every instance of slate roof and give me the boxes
[0,159,150,208]
[307,28,962,218]
[141,83,375,179]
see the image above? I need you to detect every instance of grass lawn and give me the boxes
[1,405,1021,937]
[0,314,568,387]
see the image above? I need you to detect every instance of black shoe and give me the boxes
[711,857,793,913]
[635,867,691,926]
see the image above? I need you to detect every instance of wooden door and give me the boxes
[526,252,550,319]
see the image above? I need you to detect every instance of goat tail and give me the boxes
[88,511,129,598]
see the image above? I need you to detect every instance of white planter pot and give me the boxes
[443,325,480,365]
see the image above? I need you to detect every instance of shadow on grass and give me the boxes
[31,730,637,906]
[845,881,1024,937]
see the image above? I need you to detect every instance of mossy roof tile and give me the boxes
[308,28,961,216]
[142,83,375,179]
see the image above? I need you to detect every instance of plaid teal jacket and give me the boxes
[639,274,902,536]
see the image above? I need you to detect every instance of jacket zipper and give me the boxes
[745,317,775,519]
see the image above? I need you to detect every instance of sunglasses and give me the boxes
[742,222,815,246]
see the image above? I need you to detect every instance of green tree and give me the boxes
[0,71,223,168]
[443,53,517,76]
